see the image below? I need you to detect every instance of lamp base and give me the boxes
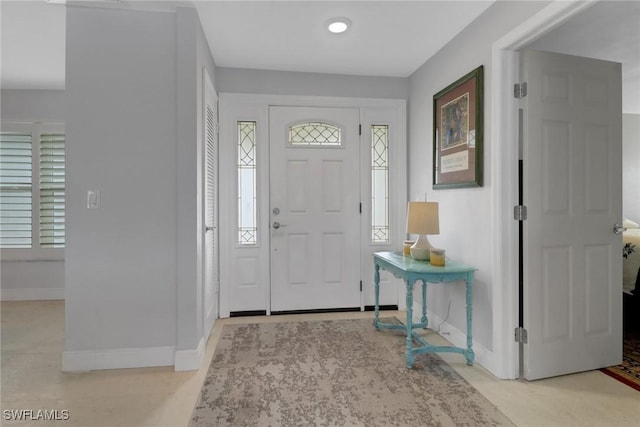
[410,235,434,261]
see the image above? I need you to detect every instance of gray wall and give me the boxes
[64,5,216,370]
[1,89,65,122]
[65,5,178,354]
[0,260,64,300]
[407,1,548,353]
[217,67,408,99]
[1,89,66,300]
[623,114,640,223]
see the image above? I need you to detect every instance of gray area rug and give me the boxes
[190,318,514,426]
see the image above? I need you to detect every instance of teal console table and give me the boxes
[373,251,477,368]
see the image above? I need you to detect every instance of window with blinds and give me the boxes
[0,124,65,254]
[39,133,65,248]
[0,133,33,248]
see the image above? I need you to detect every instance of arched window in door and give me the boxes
[289,122,342,146]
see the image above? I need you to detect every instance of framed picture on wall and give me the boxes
[433,65,484,189]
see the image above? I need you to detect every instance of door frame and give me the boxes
[218,94,407,318]
[491,0,599,379]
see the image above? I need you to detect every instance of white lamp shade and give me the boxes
[406,202,440,235]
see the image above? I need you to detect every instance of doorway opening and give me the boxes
[492,0,616,380]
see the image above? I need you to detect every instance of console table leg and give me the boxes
[465,275,475,365]
[374,263,381,330]
[421,281,428,329]
[405,279,415,368]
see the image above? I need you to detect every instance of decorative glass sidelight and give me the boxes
[289,122,342,146]
[238,121,257,245]
[371,125,389,243]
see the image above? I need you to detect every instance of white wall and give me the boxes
[1,89,66,300]
[63,5,215,371]
[407,1,548,369]
[217,67,408,100]
[623,114,640,223]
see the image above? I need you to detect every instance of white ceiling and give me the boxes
[0,0,495,89]
[1,0,639,114]
[193,1,494,77]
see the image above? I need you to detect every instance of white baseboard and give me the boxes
[174,336,205,372]
[410,307,496,375]
[174,317,217,372]
[204,311,216,340]
[1,287,64,301]
[62,345,175,372]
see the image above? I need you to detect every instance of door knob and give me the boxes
[613,224,626,235]
[272,221,287,229]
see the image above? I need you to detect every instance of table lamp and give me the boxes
[406,201,440,260]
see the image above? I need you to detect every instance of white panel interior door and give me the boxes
[203,69,218,331]
[270,106,361,312]
[522,50,622,380]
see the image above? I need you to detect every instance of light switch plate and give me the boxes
[87,190,100,209]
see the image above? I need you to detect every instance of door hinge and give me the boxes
[359,202,362,214]
[514,205,527,221]
[360,280,363,292]
[514,327,528,344]
[359,124,362,136]
[514,82,527,99]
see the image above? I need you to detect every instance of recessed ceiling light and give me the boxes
[327,18,351,34]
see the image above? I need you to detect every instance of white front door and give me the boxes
[522,50,622,380]
[269,106,361,312]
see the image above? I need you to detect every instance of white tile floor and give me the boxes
[1,301,639,426]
